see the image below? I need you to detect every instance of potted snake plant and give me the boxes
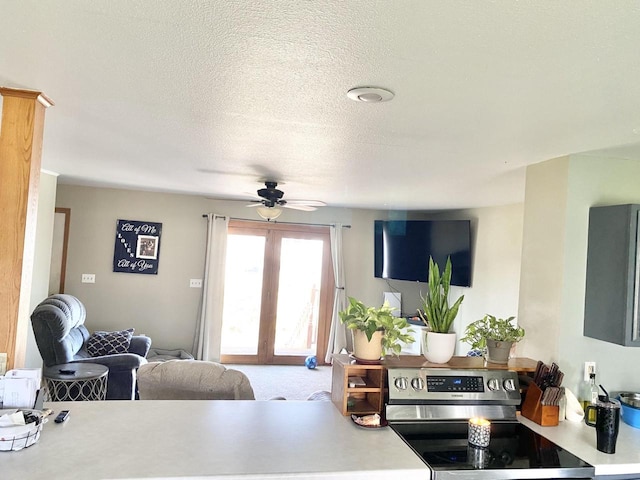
[417,256,465,363]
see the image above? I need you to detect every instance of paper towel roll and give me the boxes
[564,388,585,422]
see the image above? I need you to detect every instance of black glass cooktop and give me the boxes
[390,421,593,479]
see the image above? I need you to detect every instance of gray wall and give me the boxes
[54,184,524,357]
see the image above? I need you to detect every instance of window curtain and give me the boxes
[325,223,348,363]
[193,214,229,361]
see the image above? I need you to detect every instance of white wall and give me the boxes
[428,204,524,355]
[518,157,570,366]
[26,171,58,367]
[54,185,524,359]
[519,154,640,395]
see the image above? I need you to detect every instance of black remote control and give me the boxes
[54,410,70,423]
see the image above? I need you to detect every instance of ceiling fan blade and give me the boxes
[285,200,326,207]
[282,204,317,212]
[246,202,263,208]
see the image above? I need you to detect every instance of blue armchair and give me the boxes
[31,294,151,400]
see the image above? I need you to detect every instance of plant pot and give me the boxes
[486,339,513,364]
[352,329,383,361]
[421,331,456,364]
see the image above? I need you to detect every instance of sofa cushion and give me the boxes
[86,329,134,357]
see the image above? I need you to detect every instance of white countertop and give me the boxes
[518,414,640,477]
[6,400,640,479]
[1,401,430,480]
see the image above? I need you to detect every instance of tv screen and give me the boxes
[374,220,471,286]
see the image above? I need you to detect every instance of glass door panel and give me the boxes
[273,238,323,356]
[220,234,265,355]
[220,221,333,365]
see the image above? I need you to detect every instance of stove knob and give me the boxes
[487,378,501,391]
[411,377,425,391]
[394,377,408,390]
[503,378,517,392]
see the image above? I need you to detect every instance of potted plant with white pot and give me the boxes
[417,256,464,364]
[339,297,415,361]
[460,314,524,364]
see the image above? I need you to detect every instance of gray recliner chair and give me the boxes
[31,294,151,400]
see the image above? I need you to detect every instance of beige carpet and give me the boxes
[225,364,332,400]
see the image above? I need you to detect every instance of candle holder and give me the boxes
[468,417,491,448]
[467,444,490,469]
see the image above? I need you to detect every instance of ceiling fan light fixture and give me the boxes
[256,206,282,221]
[347,87,394,103]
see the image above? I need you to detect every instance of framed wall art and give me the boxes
[113,219,162,274]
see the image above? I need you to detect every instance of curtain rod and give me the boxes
[202,214,351,228]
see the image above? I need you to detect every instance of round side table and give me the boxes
[43,363,109,401]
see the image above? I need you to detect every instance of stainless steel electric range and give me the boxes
[386,367,594,480]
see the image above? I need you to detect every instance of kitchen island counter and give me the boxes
[2,400,430,479]
[519,414,640,478]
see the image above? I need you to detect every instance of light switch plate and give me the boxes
[190,279,203,288]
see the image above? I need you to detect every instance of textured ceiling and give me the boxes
[2,1,640,210]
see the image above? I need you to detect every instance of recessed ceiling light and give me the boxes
[347,87,394,103]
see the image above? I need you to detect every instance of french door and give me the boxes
[219,221,334,365]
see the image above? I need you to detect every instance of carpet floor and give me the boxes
[224,364,332,401]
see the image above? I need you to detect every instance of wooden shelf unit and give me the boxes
[331,358,385,416]
[331,354,538,416]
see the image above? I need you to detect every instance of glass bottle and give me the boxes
[580,373,598,423]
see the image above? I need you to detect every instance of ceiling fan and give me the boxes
[247,181,325,219]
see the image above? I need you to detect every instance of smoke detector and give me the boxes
[347,87,394,103]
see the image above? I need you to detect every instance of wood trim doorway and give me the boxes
[220,221,334,366]
[50,207,71,294]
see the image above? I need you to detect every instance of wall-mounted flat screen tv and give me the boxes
[374,220,472,287]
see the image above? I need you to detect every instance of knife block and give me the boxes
[521,382,559,426]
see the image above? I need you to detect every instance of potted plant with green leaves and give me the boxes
[339,296,415,361]
[460,314,524,364]
[417,256,465,364]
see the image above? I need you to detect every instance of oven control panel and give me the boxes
[426,375,484,392]
[387,367,521,404]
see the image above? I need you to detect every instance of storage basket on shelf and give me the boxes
[0,410,44,452]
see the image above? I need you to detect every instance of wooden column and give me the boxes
[0,87,53,371]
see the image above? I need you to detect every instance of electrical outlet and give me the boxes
[81,273,95,283]
[584,361,596,381]
[189,279,203,288]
